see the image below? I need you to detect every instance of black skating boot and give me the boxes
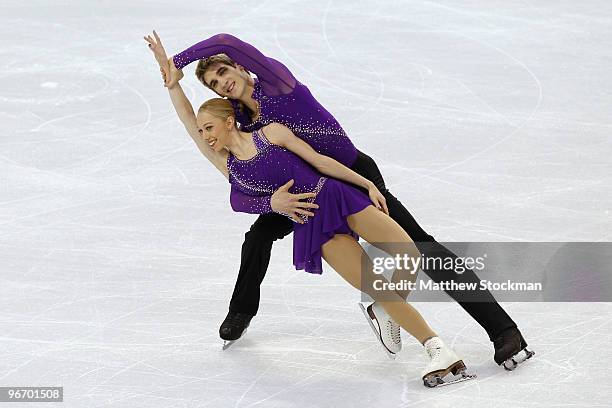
[493,327,535,370]
[220,311,252,349]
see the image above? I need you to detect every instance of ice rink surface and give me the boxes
[2,1,612,407]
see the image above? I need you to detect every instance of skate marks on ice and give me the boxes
[3,0,612,406]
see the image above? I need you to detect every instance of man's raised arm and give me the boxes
[170,33,296,92]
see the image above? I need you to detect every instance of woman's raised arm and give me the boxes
[144,31,229,178]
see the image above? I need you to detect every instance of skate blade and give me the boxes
[358,302,396,360]
[423,361,477,388]
[429,371,477,388]
[222,340,236,350]
[502,347,535,371]
[221,328,248,350]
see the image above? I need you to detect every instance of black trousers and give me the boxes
[228,150,517,341]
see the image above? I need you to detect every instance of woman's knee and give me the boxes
[322,235,368,290]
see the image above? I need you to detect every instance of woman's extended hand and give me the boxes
[367,183,389,215]
[143,30,170,83]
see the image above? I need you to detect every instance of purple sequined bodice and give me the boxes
[231,80,357,167]
[227,129,327,220]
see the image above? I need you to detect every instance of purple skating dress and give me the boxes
[173,33,359,215]
[227,128,372,274]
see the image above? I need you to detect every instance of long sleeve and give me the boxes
[173,33,296,94]
[229,184,273,214]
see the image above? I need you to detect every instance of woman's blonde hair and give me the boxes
[197,98,235,124]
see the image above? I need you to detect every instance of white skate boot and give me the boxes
[421,337,476,388]
[358,302,401,359]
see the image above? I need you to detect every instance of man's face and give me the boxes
[203,62,249,99]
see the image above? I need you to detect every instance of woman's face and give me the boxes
[203,62,249,99]
[196,111,232,152]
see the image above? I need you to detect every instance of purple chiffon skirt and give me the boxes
[293,178,373,274]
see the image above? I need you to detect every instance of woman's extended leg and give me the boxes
[323,210,475,386]
[347,205,422,301]
[321,232,435,344]
[351,151,518,346]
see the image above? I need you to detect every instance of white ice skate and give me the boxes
[358,302,401,359]
[421,337,476,388]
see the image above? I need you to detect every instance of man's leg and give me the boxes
[228,212,293,315]
[350,150,517,341]
[220,212,293,342]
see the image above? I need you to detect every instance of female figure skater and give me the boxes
[144,31,533,372]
